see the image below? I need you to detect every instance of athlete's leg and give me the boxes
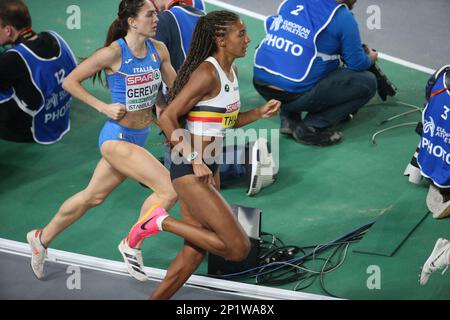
[101,140,177,214]
[163,171,250,261]
[101,140,249,260]
[150,200,207,300]
[40,158,126,246]
[101,140,178,248]
[151,172,223,299]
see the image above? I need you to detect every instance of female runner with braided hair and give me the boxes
[150,10,280,299]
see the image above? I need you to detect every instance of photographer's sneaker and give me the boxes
[118,238,148,282]
[426,185,450,219]
[404,149,422,184]
[292,122,342,146]
[26,230,47,280]
[280,118,297,135]
[419,238,450,285]
[404,163,422,184]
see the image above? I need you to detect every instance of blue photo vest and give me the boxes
[7,31,77,144]
[168,6,204,59]
[193,0,205,11]
[254,0,342,82]
[0,87,14,103]
[418,67,450,187]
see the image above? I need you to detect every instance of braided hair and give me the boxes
[169,10,240,102]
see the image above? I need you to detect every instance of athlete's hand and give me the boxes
[192,162,216,187]
[102,103,126,120]
[258,99,281,119]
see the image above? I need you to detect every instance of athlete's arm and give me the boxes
[232,64,281,128]
[159,62,218,159]
[232,65,280,127]
[62,43,126,120]
[234,99,280,128]
[159,62,220,185]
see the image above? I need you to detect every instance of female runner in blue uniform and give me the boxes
[26,0,178,282]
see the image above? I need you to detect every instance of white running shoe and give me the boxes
[419,238,450,285]
[403,149,422,184]
[426,185,450,219]
[246,138,278,196]
[403,163,422,184]
[26,230,47,280]
[118,238,148,282]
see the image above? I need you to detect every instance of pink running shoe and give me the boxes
[128,205,168,248]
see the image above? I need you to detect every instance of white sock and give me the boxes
[156,215,168,231]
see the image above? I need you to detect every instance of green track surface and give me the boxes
[1,1,448,299]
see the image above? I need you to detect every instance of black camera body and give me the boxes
[368,62,398,101]
[362,44,397,101]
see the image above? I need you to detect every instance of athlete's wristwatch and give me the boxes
[187,151,199,163]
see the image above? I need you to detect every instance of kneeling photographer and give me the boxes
[404,65,450,219]
[253,0,395,146]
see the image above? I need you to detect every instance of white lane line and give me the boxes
[205,0,266,21]
[0,238,339,300]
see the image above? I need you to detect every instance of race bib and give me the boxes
[222,111,239,128]
[222,101,240,129]
[125,69,161,112]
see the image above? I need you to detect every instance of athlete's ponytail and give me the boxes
[93,0,146,85]
[104,18,128,50]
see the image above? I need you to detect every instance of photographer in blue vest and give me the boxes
[409,66,450,220]
[253,0,377,146]
[414,67,450,285]
[0,0,77,144]
[153,0,205,72]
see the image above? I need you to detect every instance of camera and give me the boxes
[363,44,398,101]
[368,62,398,101]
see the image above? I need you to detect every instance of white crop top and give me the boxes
[186,56,240,137]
